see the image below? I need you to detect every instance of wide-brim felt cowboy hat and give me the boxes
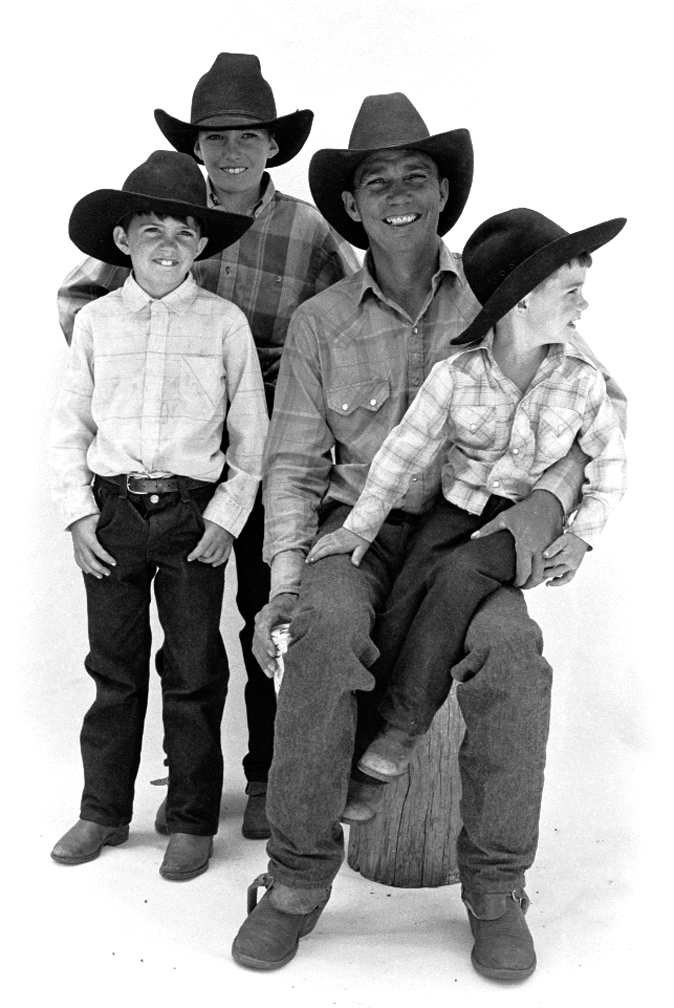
[154,52,313,168]
[452,208,627,345]
[308,92,473,250]
[69,151,253,268]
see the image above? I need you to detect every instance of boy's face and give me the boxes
[194,127,279,204]
[113,213,207,298]
[342,149,448,255]
[523,262,589,346]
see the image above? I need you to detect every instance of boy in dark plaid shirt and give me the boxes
[57,53,358,839]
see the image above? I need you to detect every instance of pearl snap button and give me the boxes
[492,480,500,488]
[342,404,348,410]
[370,399,377,406]
[150,494,159,503]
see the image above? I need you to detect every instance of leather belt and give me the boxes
[99,475,212,495]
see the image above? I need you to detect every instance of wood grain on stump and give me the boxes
[347,690,464,887]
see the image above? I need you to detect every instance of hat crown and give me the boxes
[464,209,569,304]
[348,92,431,151]
[191,52,277,125]
[122,151,208,208]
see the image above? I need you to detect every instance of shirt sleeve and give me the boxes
[49,314,100,529]
[565,373,627,547]
[345,362,454,541]
[202,312,269,536]
[262,307,335,587]
[57,257,130,345]
[533,332,627,513]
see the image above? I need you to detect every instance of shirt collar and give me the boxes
[356,238,462,304]
[121,272,200,314]
[453,326,599,370]
[207,171,274,219]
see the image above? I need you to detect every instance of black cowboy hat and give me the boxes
[68,151,253,268]
[452,208,627,345]
[154,53,313,168]
[308,92,473,250]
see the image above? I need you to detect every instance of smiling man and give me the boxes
[231,93,627,978]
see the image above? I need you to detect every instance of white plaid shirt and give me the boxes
[50,274,268,533]
[344,329,627,548]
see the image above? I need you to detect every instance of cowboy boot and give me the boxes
[463,888,536,981]
[232,873,331,970]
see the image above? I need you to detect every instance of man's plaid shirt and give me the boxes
[57,174,360,400]
[263,243,627,596]
[344,329,627,549]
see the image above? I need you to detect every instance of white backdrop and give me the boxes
[3,0,669,1001]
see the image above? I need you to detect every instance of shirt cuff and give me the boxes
[60,487,99,530]
[270,550,305,598]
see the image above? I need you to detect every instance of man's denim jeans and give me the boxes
[266,504,552,895]
[79,479,228,835]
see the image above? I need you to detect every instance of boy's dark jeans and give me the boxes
[375,495,516,735]
[79,478,228,836]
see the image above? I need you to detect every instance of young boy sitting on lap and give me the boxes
[308,208,627,782]
[49,151,268,879]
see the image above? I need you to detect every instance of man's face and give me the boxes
[342,149,449,252]
[523,262,589,346]
[113,213,207,298]
[194,127,279,201]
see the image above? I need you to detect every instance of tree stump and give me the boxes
[347,689,464,887]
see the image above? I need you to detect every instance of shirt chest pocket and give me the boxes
[175,356,225,421]
[535,405,582,462]
[451,405,498,449]
[326,378,390,419]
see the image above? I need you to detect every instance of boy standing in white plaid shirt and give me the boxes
[49,152,268,880]
[308,208,627,783]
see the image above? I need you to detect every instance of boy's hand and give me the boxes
[253,593,299,677]
[69,514,116,578]
[542,532,589,586]
[187,519,234,566]
[471,489,563,589]
[306,528,370,567]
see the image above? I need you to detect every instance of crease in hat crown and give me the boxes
[308,92,474,249]
[452,207,626,346]
[154,52,313,168]
[68,150,253,269]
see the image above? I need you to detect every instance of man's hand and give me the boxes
[306,528,370,567]
[542,532,589,586]
[187,519,234,566]
[253,593,299,677]
[471,490,564,589]
[69,514,116,578]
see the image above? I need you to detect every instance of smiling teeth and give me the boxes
[223,167,246,174]
[158,260,176,266]
[386,214,419,226]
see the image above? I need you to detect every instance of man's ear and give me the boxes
[113,225,131,257]
[196,235,208,257]
[438,176,449,211]
[342,191,361,222]
[265,135,280,162]
[193,138,203,161]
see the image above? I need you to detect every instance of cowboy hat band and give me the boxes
[308,92,473,249]
[451,208,627,346]
[69,151,253,268]
[154,52,313,168]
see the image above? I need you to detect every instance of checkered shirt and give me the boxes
[50,274,268,533]
[344,329,627,549]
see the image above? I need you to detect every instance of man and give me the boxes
[231,93,625,979]
[57,53,359,839]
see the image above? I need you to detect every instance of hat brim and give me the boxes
[68,189,253,268]
[452,217,627,346]
[154,108,314,168]
[308,129,473,250]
